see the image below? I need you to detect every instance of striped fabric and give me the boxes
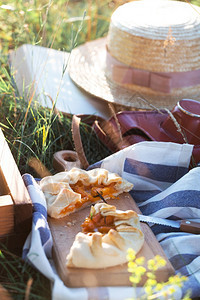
[22,141,200,299]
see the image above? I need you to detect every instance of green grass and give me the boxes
[0,0,116,177]
[0,247,51,300]
[0,71,110,177]
[1,0,200,299]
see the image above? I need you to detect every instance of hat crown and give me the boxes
[69,0,200,110]
[107,0,200,72]
[111,0,200,40]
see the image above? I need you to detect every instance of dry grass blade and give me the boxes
[28,157,52,178]
[24,278,33,300]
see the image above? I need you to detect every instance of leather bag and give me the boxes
[93,99,200,167]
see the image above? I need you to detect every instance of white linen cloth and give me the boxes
[22,141,200,299]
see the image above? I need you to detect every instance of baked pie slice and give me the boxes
[66,202,144,268]
[40,167,133,218]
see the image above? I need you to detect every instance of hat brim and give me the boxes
[69,37,200,110]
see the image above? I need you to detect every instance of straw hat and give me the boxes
[69,0,200,110]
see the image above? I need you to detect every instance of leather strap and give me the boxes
[93,120,131,152]
[71,115,89,169]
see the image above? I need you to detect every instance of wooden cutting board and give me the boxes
[48,193,174,288]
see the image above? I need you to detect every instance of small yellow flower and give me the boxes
[145,278,157,286]
[146,272,156,279]
[129,275,141,285]
[147,258,157,271]
[126,248,190,300]
[145,285,153,295]
[128,261,137,269]
[135,256,145,265]
[168,286,176,294]
[155,283,163,291]
[135,266,146,276]
[155,255,166,266]
[126,248,136,261]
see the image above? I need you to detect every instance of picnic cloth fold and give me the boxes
[22,141,200,299]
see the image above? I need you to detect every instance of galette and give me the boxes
[66,202,144,268]
[40,167,133,218]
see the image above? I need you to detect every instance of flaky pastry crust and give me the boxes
[40,167,133,218]
[66,203,144,269]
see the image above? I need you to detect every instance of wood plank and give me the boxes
[0,195,14,236]
[0,134,8,196]
[49,193,175,288]
[0,129,32,233]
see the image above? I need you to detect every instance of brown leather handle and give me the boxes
[71,115,89,170]
[53,115,94,173]
[180,220,200,234]
[53,150,81,172]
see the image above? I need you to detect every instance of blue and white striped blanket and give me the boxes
[22,141,200,299]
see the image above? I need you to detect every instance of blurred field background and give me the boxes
[0,0,200,299]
